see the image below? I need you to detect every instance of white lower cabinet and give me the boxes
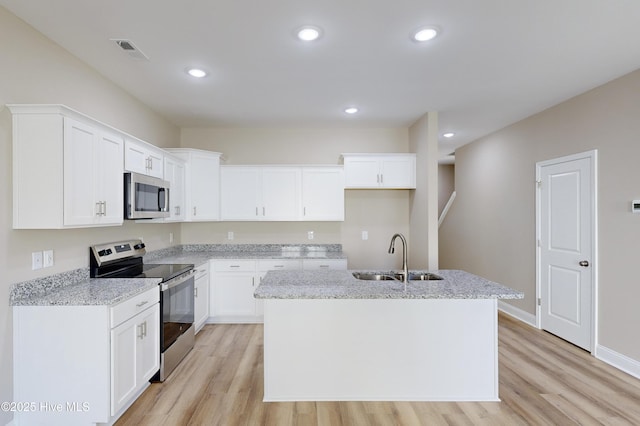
[302,258,348,270]
[111,300,160,416]
[210,260,261,322]
[209,258,346,323]
[13,287,159,426]
[194,263,210,333]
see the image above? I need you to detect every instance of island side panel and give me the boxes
[263,298,498,402]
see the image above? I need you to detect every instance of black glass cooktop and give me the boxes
[104,263,193,282]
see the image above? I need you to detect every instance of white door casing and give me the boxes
[536,150,597,352]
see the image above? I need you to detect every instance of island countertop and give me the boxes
[254,269,524,300]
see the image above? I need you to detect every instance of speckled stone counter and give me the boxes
[255,269,524,300]
[10,244,346,307]
[146,243,346,266]
[11,276,161,306]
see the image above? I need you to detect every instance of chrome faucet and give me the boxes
[388,233,409,286]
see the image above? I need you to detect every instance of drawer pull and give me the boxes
[319,265,329,268]
[230,265,240,268]
[136,301,148,308]
[274,265,284,268]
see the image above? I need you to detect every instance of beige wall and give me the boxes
[438,164,455,216]
[439,69,640,363]
[0,7,181,423]
[180,127,413,269]
[408,112,439,269]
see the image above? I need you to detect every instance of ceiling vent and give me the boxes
[111,39,149,60]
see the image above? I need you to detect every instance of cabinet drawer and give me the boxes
[213,259,256,272]
[110,287,159,329]
[302,259,348,270]
[257,259,301,271]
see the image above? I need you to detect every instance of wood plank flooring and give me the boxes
[116,313,640,425]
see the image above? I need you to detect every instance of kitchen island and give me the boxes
[254,269,523,402]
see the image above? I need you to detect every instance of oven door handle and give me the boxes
[161,269,195,291]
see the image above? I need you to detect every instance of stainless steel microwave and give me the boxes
[124,172,170,219]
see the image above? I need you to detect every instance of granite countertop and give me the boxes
[254,269,524,300]
[12,277,161,306]
[10,244,346,306]
[147,244,347,266]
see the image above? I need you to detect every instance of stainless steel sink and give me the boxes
[352,272,443,281]
[407,272,443,281]
[352,272,400,281]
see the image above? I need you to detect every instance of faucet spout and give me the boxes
[388,233,409,285]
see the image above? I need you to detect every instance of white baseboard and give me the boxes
[497,302,640,381]
[596,345,640,380]
[498,301,537,327]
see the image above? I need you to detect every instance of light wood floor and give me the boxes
[116,313,640,425]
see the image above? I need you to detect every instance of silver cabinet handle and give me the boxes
[96,202,101,216]
[263,207,265,216]
[142,321,147,337]
[137,323,144,339]
[193,206,197,216]
[102,201,106,216]
[579,260,590,267]
[194,287,198,298]
[136,300,148,308]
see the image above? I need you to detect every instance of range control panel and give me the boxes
[90,239,146,267]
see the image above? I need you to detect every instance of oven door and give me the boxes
[125,172,170,219]
[160,271,195,352]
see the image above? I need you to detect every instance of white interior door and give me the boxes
[537,151,596,351]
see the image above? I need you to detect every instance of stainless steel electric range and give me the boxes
[90,239,195,382]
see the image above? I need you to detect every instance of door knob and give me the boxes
[579,260,589,267]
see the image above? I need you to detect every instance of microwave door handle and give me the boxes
[159,188,170,212]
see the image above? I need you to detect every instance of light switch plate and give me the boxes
[362,231,368,240]
[227,231,234,240]
[308,231,314,240]
[32,251,43,270]
[43,250,54,268]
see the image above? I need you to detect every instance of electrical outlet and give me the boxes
[227,231,234,240]
[32,251,43,270]
[43,250,54,268]
[308,231,314,240]
[362,231,368,240]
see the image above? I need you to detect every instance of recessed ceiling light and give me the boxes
[296,26,322,41]
[344,107,359,114]
[412,27,439,42]
[187,68,207,78]
[443,132,455,138]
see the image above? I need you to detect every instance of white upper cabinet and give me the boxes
[63,118,124,226]
[342,153,416,189]
[302,167,344,221]
[124,138,164,179]
[163,154,186,222]
[9,105,124,229]
[166,148,222,221]
[221,166,301,221]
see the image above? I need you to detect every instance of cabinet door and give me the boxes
[124,140,163,178]
[262,168,301,220]
[343,157,381,188]
[194,267,210,332]
[111,304,159,416]
[381,156,416,188]
[220,167,260,220]
[136,304,160,384]
[164,156,186,221]
[190,152,220,220]
[214,273,257,317]
[110,313,138,416]
[97,131,124,225]
[302,168,344,221]
[63,117,99,226]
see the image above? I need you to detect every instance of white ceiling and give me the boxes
[3,0,640,160]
